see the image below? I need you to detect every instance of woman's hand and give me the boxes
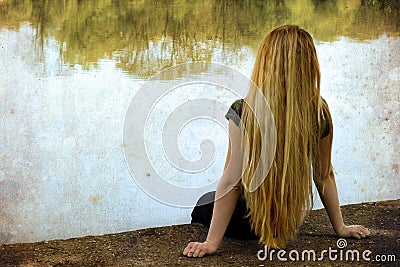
[183,240,218,258]
[337,225,371,239]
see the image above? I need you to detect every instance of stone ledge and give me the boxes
[0,200,398,266]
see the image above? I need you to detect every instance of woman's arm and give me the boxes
[183,120,243,257]
[314,134,370,239]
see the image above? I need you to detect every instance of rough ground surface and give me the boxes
[0,200,398,266]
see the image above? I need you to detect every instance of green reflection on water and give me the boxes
[1,0,399,77]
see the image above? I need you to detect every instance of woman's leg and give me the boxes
[191,191,257,240]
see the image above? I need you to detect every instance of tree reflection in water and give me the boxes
[0,0,399,77]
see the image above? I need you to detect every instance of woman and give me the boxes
[183,25,370,258]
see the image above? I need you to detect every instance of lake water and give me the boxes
[0,0,399,244]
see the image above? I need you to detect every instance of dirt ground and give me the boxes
[0,200,398,266]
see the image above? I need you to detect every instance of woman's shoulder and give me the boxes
[225,99,244,126]
[320,97,331,138]
[231,99,244,114]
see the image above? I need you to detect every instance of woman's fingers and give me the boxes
[338,225,371,239]
[183,242,207,258]
[192,244,203,257]
[358,226,369,238]
[361,225,371,236]
[349,225,370,239]
[183,242,194,256]
[198,249,206,257]
[183,241,214,257]
[356,225,370,238]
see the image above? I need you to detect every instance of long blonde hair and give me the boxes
[241,25,328,248]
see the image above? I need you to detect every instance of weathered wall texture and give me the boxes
[0,26,399,244]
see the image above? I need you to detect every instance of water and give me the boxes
[0,0,399,244]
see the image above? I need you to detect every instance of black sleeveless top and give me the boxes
[225,98,331,138]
